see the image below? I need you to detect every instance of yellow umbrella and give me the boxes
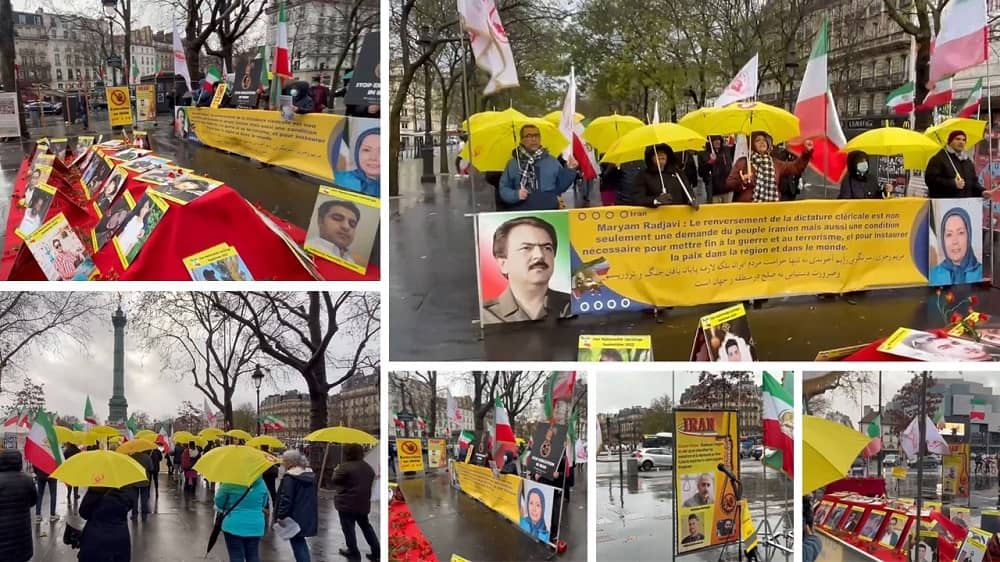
[54,426,76,444]
[89,425,120,438]
[583,114,645,154]
[246,436,285,450]
[842,127,942,170]
[460,108,527,132]
[925,118,987,148]
[193,445,279,486]
[305,426,378,445]
[115,438,158,455]
[679,101,801,144]
[134,430,158,441]
[50,450,148,488]
[543,110,584,124]
[173,430,196,444]
[224,429,253,442]
[803,415,875,494]
[601,122,707,165]
[199,428,224,440]
[458,117,570,172]
[75,431,99,446]
[190,436,208,448]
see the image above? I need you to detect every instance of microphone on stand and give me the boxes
[718,462,740,484]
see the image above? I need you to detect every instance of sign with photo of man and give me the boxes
[231,59,263,108]
[345,32,379,107]
[526,422,567,481]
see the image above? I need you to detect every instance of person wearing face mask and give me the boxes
[628,143,693,207]
[290,84,315,114]
[926,130,983,198]
[725,132,813,202]
[839,151,886,199]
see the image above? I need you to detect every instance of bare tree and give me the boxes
[802,371,875,404]
[205,0,268,71]
[0,0,28,136]
[411,371,438,435]
[495,371,546,433]
[2,375,45,416]
[883,0,950,130]
[468,371,500,430]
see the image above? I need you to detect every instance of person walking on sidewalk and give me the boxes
[215,476,269,562]
[329,444,378,561]
[78,486,138,562]
[0,450,37,562]
[276,450,320,562]
[32,464,58,522]
[63,441,81,503]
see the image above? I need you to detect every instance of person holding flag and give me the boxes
[25,411,62,522]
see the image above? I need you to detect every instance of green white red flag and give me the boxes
[971,398,987,420]
[25,410,62,474]
[761,372,793,477]
[273,0,291,79]
[862,415,882,458]
[958,78,984,118]
[84,395,98,426]
[493,398,516,443]
[886,82,915,115]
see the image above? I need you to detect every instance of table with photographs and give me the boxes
[2,138,380,281]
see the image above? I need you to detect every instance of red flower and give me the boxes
[951,312,963,324]
[931,329,950,339]
[971,295,980,306]
[945,292,955,304]
[983,314,991,323]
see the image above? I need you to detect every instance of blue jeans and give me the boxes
[223,532,261,562]
[339,511,379,558]
[290,536,310,562]
[35,479,56,516]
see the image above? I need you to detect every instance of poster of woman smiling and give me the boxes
[929,199,983,286]
[331,117,379,196]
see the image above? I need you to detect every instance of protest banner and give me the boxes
[526,423,568,480]
[0,93,20,138]
[397,438,424,473]
[106,87,133,127]
[578,335,651,361]
[428,438,447,469]
[451,461,560,545]
[231,59,263,107]
[673,409,739,556]
[135,84,157,122]
[345,32,379,107]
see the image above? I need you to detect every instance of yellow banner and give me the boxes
[569,199,929,310]
[106,87,133,127]
[674,409,740,555]
[135,84,156,122]
[186,108,344,181]
[428,438,447,469]
[397,438,424,473]
[452,461,521,524]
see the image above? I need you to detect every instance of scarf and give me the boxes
[946,146,970,161]
[517,145,547,193]
[750,152,779,202]
[937,207,981,283]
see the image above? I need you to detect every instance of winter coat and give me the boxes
[724,150,812,202]
[772,146,803,200]
[599,163,624,193]
[130,452,153,487]
[331,459,374,515]
[172,446,184,467]
[309,84,329,112]
[277,467,320,537]
[699,143,735,198]
[498,150,577,208]
[214,477,269,538]
[149,448,163,471]
[627,145,692,207]
[838,151,883,199]
[79,487,137,562]
[0,451,36,562]
[925,148,983,199]
[64,443,81,461]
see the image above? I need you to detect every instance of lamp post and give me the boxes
[252,364,265,435]
[101,0,117,87]
[418,25,436,184]
[785,49,800,112]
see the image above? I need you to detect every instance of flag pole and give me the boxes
[987,46,996,284]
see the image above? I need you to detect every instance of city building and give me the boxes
[387,373,476,437]
[12,8,105,94]
[153,31,173,77]
[260,390,311,441]
[679,378,762,441]
[927,376,1000,455]
[327,372,380,437]
[600,406,649,450]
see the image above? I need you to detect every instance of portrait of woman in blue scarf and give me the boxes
[333,126,380,196]
[519,486,550,542]
[929,206,983,286]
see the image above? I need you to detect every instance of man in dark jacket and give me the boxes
[699,136,734,202]
[129,451,153,520]
[839,151,886,199]
[149,446,163,497]
[330,444,378,561]
[172,442,184,480]
[628,144,694,207]
[79,486,137,562]
[0,450,37,562]
[925,130,984,198]
[277,450,321,562]
[63,442,81,502]
[290,83,316,114]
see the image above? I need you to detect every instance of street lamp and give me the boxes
[252,364,265,435]
[418,25,436,184]
[101,0,118,87]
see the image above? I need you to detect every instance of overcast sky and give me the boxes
[595,371,779,414]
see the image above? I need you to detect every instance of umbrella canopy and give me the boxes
[173,430,196,444]
[246,436,285,450]
[193,445,279,486]
[199,428,224,440]
[304,426,378,445]
[224,429,253,442]
[601,122,707,165]
[134,430,158,441]
[803,415,875,495]
[543,110,584,124]
[842,127,942,170]
[192,437,209,448]
[115,439,157,455]
[925,118,987,149]
[582,114,645,154]
[75,431,99,446]
[679,101,801,144]
[50,450,147,488]
[457,116,569,172]
[89,425,120,438]
[460,108,527,132]
[54,426,76,444]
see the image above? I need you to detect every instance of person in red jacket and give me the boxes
[725,132,813,202]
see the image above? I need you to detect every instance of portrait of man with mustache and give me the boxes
[482,216,570,324]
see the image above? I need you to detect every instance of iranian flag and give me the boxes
[958,78,984,118]
[204,66,222,86]
[84,396,98,426]
[929,0,988,84]
[559,69,597,181]
[918,77,954,111]
[544,371,576,419]
[791,17,847,184]
[25,410,62,474]
[3,409,30,428]
[458,430,475,450]
[886,82,915,115]
[971,398,987,420]
[124,414,137,441]
[157,427,173,454]
[761,372,793,477]
[262,415,285,431]
[416,416,427,430]
[273,0,291,79]
[862,415,882,458]
[493,398,516,444]
[392,414,404,428]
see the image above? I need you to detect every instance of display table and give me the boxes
[3,150,379,281]
[824,478,888,497]
[389,498,439,562]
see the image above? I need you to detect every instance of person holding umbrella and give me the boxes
[726,133,813,202]
[214,475,269,562]
[0,450,37,562]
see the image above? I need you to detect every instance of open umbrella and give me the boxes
[842,127,942,170]
[457,116,569,172]
[679,101,801,144]
[246,436,285,450]
[601,122,707,165]
[194,445,279,486]
[583,114,645,154]
[460,107,527,132]
[54,426,76,444]
[134,430,158,442]
[75,431,99,446]
[305,426,379,490]
[50,450,147,488]
[803,415,875,495]
[925,117,987,153]
[224,429,253,442]
[115,439,157,455]
[199,428,224,440]
[192,436,208,449]
[543,110,584,124]
[173,430,196,444]
[89,425,120,439]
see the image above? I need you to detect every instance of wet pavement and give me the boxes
[29,468,375,561]
[390,157,1000,361]
[596,456,793,562]
[396,469,588,562]
[846,462,1000,510]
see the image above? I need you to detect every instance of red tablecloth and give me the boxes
[842,339,909,361]
[3,151,379,281]
[389,499,439,562]
[823,477,887,496]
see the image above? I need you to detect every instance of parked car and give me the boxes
[882,453,899,467]
[634,448,673,471]
[751,445,764,460]
[23,101,62,115]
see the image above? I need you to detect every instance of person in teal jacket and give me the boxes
[214,476,269,562]
[929,206,983,286]
[498,124,579,210]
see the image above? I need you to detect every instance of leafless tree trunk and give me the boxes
[0,0,28,136]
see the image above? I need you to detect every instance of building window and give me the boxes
[56,69,63,80]
[55,54,60,65]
